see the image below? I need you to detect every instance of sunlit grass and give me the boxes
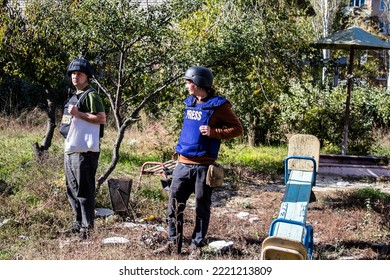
[219,144,287,173]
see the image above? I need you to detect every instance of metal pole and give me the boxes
[342,48,354,155]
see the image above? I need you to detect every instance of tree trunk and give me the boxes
[96,118,139,193]
[247,114,258,147]
[32,94,56,161]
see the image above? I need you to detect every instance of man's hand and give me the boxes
[199,125,210,136]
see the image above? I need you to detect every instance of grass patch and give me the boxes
[323,188,390,214]
[219,144,287,173]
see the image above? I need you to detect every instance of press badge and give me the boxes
[61,115,72,125]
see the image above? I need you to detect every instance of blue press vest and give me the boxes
[175,95,227,158]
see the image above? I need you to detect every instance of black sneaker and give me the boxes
[77,228,90,240]
[60,224,80,236]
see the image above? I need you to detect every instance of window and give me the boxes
[350,0,366,6]
[380,0,390,11]
[378,22,390,35]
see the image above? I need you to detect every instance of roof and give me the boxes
[315,26,390,50]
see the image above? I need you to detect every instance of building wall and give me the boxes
[371,0,381,15]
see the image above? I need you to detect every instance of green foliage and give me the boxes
[68,0,185,109]
[99,148,159,170]
[370,143,390,156]
[354,188,390,202]
[279,81,390,155]
[0,78,47,114]
[172,0,318,145]
[1,0,390,156]
[0,0,70,90]
[279,81,344,151]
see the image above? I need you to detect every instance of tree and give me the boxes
[310,0,347,84]
[0,0,70,158]
[1,0,193,187]
[173,0,317,145]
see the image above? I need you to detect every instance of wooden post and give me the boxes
[342,48,354,155]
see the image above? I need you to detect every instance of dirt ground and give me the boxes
[90,172,389,260]
[53,171,389,260]
[200,172,390,260]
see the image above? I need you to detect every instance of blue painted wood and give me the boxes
[262,135,320,260]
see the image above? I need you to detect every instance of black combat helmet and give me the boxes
[183,66,213,88]
[67,58,93,78]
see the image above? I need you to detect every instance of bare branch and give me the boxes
[130,73,182,119]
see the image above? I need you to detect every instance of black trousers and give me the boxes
[168,163,212,247]
[64,152,99,229]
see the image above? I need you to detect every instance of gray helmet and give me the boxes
[67,58,93,78]
[183,66,213,88]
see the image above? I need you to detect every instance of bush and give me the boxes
[279,82,390,155]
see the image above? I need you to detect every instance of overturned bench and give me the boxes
[261,134,320,260]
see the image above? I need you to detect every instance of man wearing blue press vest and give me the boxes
[154,66,243,258]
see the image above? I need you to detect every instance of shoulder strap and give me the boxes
[75,88,94,108]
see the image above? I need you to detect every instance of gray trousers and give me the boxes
[64,152,99,229]
[168,163,212,247]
